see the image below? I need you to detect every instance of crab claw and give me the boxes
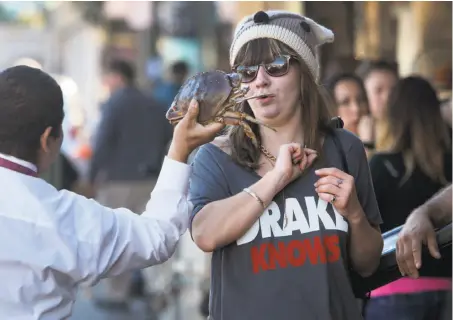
[165,105,185,125]
[241,86,250,94]
[227,72,242,88]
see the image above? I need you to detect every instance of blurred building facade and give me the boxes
[96,1,452,93]
[2,1,449,104]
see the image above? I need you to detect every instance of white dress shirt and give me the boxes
[0,154,192,319]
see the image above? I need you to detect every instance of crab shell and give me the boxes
[165,70,246,125]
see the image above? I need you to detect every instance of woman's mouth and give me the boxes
[256,94,275,104]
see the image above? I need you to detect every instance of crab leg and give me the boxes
[229,90,248,105]
[233,94,267,104]
[214,116,259,147]
[230,86,250,98]
[239,120,259,147]
[222,111,277,132]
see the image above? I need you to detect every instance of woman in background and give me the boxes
[357,60,399,151]
[366,76,452,320]
[326,73,374,152]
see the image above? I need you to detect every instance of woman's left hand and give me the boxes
[314,167,363,221]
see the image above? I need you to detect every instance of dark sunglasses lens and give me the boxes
[265,56,289,77]
[236,65,258,83]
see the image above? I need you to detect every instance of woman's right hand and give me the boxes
[270,143,318,191]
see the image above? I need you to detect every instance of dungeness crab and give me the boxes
[165,70,276,147]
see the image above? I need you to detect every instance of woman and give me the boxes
[189,11,383,320]
[326,73,374,149]
[357,60,399,151]
[358,60,398,121]
[366,76,452,320]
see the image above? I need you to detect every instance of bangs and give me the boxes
[234,38,295,67]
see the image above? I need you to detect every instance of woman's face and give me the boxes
[334,79,368,133]
[239,56,302,127]
[364,70,397,120]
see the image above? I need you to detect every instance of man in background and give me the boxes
[89,59,173,309]
[152,60,189,111]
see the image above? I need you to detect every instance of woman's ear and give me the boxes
[40,126,53,153]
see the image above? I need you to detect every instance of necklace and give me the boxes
[260,145,288,228]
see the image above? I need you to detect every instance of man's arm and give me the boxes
[424,184,452,228]
[74,99,225,283]
[72,155,192,284]
[396,184,452,278]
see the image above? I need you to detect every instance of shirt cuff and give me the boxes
[154,156,192,194]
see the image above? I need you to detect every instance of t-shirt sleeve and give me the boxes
[188,145,231,231]
[345,134,383,227]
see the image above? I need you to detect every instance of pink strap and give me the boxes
[371,277,452,297]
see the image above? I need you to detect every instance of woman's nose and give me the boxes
[253,66,270,88]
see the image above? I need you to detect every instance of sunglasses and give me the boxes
[234,55,295,84]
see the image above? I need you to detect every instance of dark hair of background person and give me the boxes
[325,72,370,113]
[171,60,189,76]
[107,59,136,85]
[356,59,399,80]
[0,65,64,164]
[381,76,451,185]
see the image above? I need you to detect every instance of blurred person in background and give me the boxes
[152,60,189,111]
[441,97,452,128]
[89,59,173,309]
[356,60,399,151]
[326,73,375,153]
[365,76,452,320]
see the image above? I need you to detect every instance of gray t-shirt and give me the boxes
[189,129,382,320]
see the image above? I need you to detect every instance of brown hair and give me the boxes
[380,76,451,185]
[228,38,334,170]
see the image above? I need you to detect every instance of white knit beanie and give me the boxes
[229,10,334,82]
